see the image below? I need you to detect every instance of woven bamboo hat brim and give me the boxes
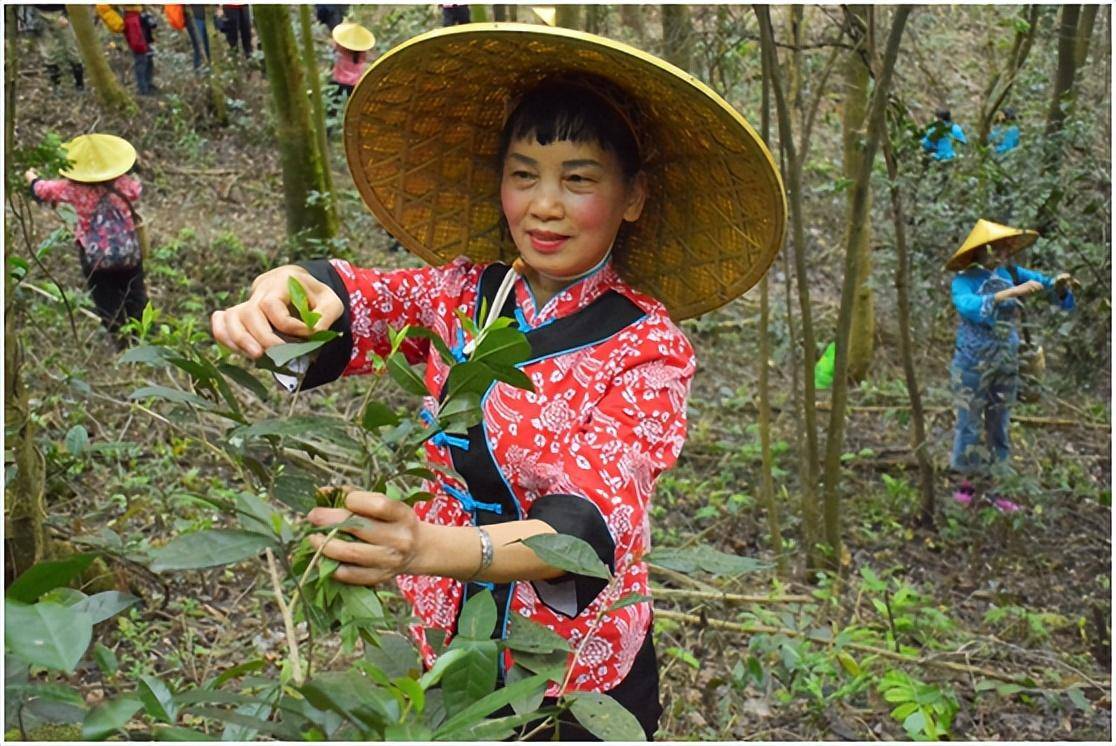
[946,218,1038,271]
[60,133,136,183]
[332,22,375,52]
[343,23,786,320]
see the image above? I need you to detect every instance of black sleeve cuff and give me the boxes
[29,178,44,204]
[527,493,616,618]
[295,259,353,391]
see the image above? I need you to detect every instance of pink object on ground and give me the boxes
[993,497,1023,513]
[952,479,976,506]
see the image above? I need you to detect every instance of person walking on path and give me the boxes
[122,5,157,95]
[217,4,253,59]
[947,219,1076,510]
[34,6,84,93]
[178,4,211,73]
[26,134,150,346]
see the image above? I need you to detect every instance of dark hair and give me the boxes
[1002,106,1016,121]
[497,77,642,181]
[935,108,952,122]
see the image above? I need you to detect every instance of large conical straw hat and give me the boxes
[946,218,1038,271]
[332,22,375,52]
[60,133,136,183]
[344,23,786,320]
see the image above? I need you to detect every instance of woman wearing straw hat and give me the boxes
[26,133,148,346]
[327,21,375,127]
[947,219,1075,510]
[212,23,784,738]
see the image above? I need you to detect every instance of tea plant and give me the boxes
[6,281,649,741]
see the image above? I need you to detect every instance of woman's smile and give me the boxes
[527,229,571,254]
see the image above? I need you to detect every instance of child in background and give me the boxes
[25,134,149,346]
[327,21,374,126]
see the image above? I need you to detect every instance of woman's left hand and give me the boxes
[306,489,426,586]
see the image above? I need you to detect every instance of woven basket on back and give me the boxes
[344,23,786,320]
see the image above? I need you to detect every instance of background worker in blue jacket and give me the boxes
[922,108,968,162]
[990,107,1021,155]
[946,219,1075,509]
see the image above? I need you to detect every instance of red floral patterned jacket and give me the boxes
[302,256,695,695]
[31,175,142,252]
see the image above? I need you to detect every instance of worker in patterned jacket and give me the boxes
[211,24,785,740]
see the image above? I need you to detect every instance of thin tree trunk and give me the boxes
[1074,3,1098,70]
[758,37,785,576]
[4,6,50,584]
[756,5,822,570]
[556,5,580,29]
[882,133,937,528]
[65,4,136,115]
[977,5,1040,146]
[584,5,607,35]
[620,5,646,40]
[297,5,334,207]
[821,6,912,571]
[204,6,229,125]
[6,4,16,154]
[255,5,337,243]
[662,5,694,72]
[1045,4,1083,138]
[842,6,875,383]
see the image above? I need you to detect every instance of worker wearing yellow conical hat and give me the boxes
[25,134,148,346]
[211,23,785,738]
[947,219,1077,509]
[327,21,376,128]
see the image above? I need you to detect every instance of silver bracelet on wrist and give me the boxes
[468,527,494,581]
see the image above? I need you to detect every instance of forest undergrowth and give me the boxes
[4,7,1111,742]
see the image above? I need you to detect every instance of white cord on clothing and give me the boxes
[463,261,522,356]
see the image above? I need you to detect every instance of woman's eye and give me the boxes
[567,174,594,184]
[512,170,535,180]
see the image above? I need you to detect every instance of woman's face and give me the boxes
[500,136,645,292]
[974,245,1006,268]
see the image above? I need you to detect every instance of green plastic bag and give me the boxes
[814,341,836,390]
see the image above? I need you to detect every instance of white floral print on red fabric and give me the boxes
[31,176,142,249]
[327,256,694,694]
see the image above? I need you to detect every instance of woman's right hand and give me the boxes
[994,279,1044,304]
[210,265,344,359]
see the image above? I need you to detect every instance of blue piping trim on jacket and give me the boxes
[515,313,648,368]
[449,327,468,363]
[420,408,470,450]
[480,379,523,677]
[442,481,503,515]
